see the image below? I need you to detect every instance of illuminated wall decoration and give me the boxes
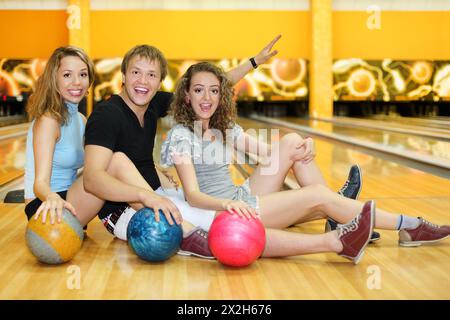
[333,59,450,101]
[0,58,46,99]
[93,58,309,103]
[2,57,450,103]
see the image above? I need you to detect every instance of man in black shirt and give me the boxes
[83,37,281,258]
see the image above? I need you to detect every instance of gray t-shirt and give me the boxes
[160,123,258,208]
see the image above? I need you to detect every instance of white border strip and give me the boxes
[90,0,309,11]
[0,0,310,11]
[0,0,67,10]
[333,0,450,11]
[1,0,449,11]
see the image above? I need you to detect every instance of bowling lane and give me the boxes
[0,115,28,129]
[2,116,448,201]
[0,122,29,139]
[0,135,26,186]
[318,116,450,139]
[251,115,450,169]
[156,117,450,202]
[368,115,450,131]
[0,123,28,186]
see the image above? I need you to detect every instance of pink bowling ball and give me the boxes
[208,211,266,267]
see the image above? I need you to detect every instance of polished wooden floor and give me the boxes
[0,118,449,300]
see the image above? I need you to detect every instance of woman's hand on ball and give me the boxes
[222,200,258,220]
[34,193,77,224]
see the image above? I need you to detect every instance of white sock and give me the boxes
[396,215,420,230]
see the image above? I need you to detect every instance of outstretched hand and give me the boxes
[254,34,282,66]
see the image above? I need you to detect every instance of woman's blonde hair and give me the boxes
[170,62,236,140]
[26,46,95,124]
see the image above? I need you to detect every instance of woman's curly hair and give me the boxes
[169,62,236,141]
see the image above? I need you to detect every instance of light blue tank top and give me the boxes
[24,102,85,199]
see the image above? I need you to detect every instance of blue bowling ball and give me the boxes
[127,207,183,262]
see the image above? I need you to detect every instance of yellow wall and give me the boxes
[333,11,450,60]
[90,10,310,59]
[0,10,68,58]
[1,10,449,60]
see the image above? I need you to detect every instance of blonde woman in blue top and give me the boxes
[24,46,157,226]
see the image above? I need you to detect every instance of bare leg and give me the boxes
[66,176,105,226]
[262,229,342,257]
[249,133,326,196]
[107,155,195,234]
[68,152,195,232]
[72,152,196,234]
[258,184,399,230]
[68,152,150,226]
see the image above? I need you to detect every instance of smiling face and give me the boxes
[120,55,162,109]
[56,55,90,104]
[186,71,221,127]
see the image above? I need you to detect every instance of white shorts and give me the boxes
[102,187,216,241]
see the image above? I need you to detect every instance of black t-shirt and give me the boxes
[85,92,173,193]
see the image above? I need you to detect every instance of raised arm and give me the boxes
[226,34,281,85]
[84,145,141,202]
[172,153,257,219]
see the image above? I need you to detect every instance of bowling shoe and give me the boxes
[177,227,215,260]
[338,164,362,199]
[398,218,450,247]
[337,200,375,265]
[326,218,380,243]
[326,164,381,243]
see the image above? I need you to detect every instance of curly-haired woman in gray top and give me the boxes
[160,62,450,264]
